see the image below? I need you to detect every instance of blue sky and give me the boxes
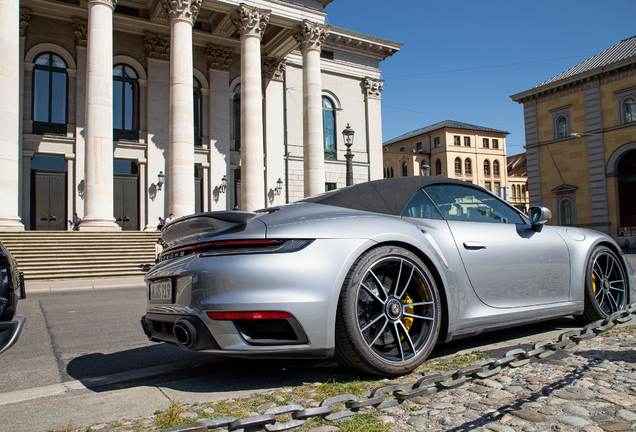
[324,1,636,156]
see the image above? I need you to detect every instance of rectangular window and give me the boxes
[493,139,499,149]
[464,137,471,147]
[434,137,440,148]
[483,138,489,148]
[400,147,405,152]
[495,182,501,196]
[454,136,461,146]
[416,142,422,152]
[325,182,337,191]
[485,181,491,191]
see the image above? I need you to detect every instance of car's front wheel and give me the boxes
[575,245,627,323]
[334,245,441,376]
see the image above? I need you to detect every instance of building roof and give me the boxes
[534,35,636,88]
[507,153,527,177]
[383,120,509,146]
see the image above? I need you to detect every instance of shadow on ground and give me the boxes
[65,316,586,394]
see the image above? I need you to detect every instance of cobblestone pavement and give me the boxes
[79,326,636,432]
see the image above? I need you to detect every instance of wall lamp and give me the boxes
[219,175,228,193]
[274,178,283,196]
[157,171,165,191]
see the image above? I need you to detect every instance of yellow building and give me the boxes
[383,120,511,197]
[511,35,636,240]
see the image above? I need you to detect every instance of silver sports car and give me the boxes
[142,177,635,375]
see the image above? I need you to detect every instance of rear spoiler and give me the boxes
[161,211,257,245]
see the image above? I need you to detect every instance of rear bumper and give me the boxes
[0,315,26,355]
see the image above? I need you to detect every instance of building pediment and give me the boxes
[551,183,578,193]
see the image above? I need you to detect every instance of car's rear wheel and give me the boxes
[575,246,627,323]
[334,245,441,376]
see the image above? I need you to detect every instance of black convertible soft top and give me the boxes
[301,176,480,216]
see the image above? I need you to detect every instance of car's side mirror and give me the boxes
[529,207,552,232]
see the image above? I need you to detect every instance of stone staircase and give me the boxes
[0,231,161,281]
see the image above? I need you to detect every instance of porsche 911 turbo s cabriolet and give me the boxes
[141,177,635,376]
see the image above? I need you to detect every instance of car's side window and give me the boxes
[401,190,444,220]
[424,184,525,224]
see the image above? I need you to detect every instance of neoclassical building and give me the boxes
[511,35,636,239]
[382,121,513,198]
[0,0,400,231]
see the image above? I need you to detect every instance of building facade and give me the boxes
[0,0,400,231]
[506,152,529,213]
[382,120,511,198]
[511,36,636,240]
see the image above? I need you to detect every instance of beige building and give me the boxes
[511,35,636,240]
[507,153,529,212]
[383,120,512,198]
[0,0,401,231]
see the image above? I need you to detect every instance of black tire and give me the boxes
[575,246,628,324]
[334,245,441,376]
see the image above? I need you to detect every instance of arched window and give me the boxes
[322,97,336,160]
[402,161,408,177]
[113,64,139,141]
[483,160,490,176]
[522,185,526,198]
[517,185,522,198]
[454,157,462,175]
[193,77,202,147]
[435,159,442,176]
[556,115,568,138]
[32,52,68,134]
[493,160,500,177]
[625,98,636,124]
[232,83,241,151]
[390,166,394,178]
[464,158,472,175]
[560,199,573,226]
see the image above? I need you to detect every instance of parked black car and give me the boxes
[0,240,26,354]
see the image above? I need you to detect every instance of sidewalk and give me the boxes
[26,276,146,293]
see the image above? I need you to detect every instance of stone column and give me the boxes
[295,20,329,197]
[82,0,119,231]
[365,77,384,181]
[65,155,75,227]
[207,44,233,211]
[0,0,24,230]
[165,0,201,218]
[18,9,30,226]
[234,4,269,211]
[144,32,170,230]
[73,18,88,219]
[137,158,146,230]
[263,58,286,207]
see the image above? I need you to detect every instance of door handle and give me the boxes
[123,216,130,222]
[463,242,487,250]
[41,215,48,221]
[49,215,57,221]
[116,216,123,221]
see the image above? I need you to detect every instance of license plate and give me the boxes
[149,280,172,301]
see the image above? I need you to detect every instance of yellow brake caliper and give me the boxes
[593,273,598,293]
[402,294,414,335]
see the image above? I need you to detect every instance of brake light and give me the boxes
[159,239,281,261]
[207,311,293,320]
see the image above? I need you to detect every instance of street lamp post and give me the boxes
[342,124,355,186]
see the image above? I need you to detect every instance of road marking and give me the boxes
[0,359,203,407]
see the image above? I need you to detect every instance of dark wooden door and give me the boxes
[32,171,67,230]
[114,175,139,231]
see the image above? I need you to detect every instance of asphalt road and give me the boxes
[2,255,635,432]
